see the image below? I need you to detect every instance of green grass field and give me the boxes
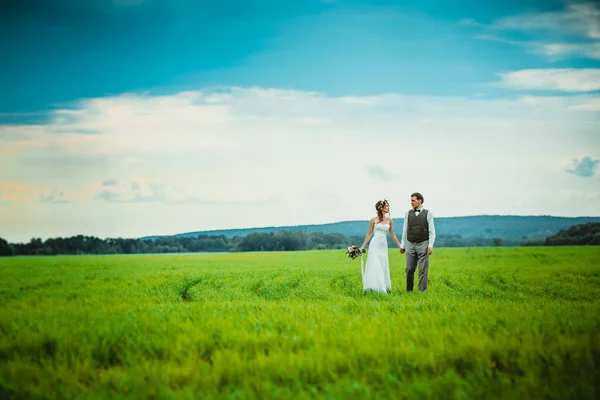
[1,247,599,399]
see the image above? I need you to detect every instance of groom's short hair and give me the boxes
[411,192,424,204]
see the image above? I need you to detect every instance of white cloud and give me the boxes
[1,87,599,241]
[496,69,600,92]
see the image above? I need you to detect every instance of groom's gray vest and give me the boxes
[407,209,429,243]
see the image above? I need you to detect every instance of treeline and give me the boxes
[0,231,363,256]
[544,222,600,246]
[1,223,597,256]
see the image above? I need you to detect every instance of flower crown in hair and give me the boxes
[377,199,389,211]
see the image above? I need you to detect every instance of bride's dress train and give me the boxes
[363,223,391,293]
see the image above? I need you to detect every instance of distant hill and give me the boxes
[545,222,600,245]
[142,216,600,241]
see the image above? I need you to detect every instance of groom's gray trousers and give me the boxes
[405,240,429,292]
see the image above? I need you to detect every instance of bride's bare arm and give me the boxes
[360,219,375,250]
[389,219,402,248]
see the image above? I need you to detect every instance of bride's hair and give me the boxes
[375,199,389,221]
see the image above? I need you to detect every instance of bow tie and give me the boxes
[414,209,421,212]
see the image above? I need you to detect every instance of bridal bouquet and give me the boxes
[346,245,365,260]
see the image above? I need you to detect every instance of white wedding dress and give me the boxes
[363,223,392,293]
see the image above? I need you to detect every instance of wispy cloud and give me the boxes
[496,68,600,92]
[2,183,84,204]
[477,36,600,61]
[366,165,393,181]
[567,98,600,111]
[459,18,484,28]
[89,179,254,205]
[565,155,599,177]
[492,2,600,40]
[535,42,600,60]
[101,179,118,187]
[0,183,28,202]
[39,190,70,204]
[470,1,600,60]
[93,180,190,204]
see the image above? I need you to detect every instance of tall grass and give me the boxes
[1,247,599,399]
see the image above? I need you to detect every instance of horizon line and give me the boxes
[4,214,599,243]
[147,214,600,238]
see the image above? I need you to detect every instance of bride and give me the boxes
[359,199,402,293]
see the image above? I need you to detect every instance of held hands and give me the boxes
[398,247,432,255]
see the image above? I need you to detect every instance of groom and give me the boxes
[399,192,436,292]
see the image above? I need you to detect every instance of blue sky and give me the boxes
[2,0,596,116]
[1,0,599,241]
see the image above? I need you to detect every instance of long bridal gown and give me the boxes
[363,222,392,293]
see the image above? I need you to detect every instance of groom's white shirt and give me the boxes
[400,207,436,248]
